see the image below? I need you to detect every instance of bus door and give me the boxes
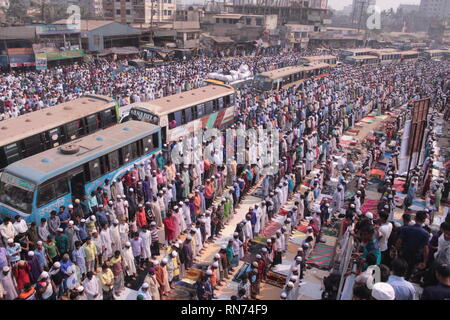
[68,167,85,200]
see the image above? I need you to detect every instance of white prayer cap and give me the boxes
[286,218,291,223]
[173,206,179,210]
[206,269,213,276]
[296,256,303,262]
[366,212,374,220]
[303,243,309,248]
[90,215,96,221]
[186,235,192,240]
[121,195,126,198]
[138,204,143,208]
[7,238,14,243]
[212,262,219,268]
[125,242,131,247]
[153,260,160,265]
[177,240,183,245]
[117,195,121,199]
[28,251,34,257]
[37,240,43,245]
[3,266,10,272]
[142,282,149,289]
[123,201,129,206]
[57,228,63,232]
[68,204,74,209]
[179,201,184,205]
[69,220,74,225]
[266,239,272,243]
[233,232,239,237]
[214,253,220,259]
[297,247,304,252]
[98,204,104,208]
[108,201,113,205]
[150,221,156,226]
[113,219,119,224]
[307,226,313,230]
[171,251,178,257]
[161,258,168,264]
[371,282,395,300]
[280,292,287,299]
[350,204,355,208]
[39,271,49,280]
[221,245,227,250]
[290,275,298,282]
[80,219,86,223]
[53,262,61,268]
[256,254,262,259]
[287,281,294,288]
[129,188,134,192]
[77,286,84,292]
[276,230,282,235]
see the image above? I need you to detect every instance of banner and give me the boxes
[407,98,430,155]
[46,49,84,61]
[35,52,47,70]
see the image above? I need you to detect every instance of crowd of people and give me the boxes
[0,48,449,300]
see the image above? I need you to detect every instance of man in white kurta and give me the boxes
[122,242,137,278]
[100,225,113,260]
[110,220,122,253]
[139,227,152,260]
[83,273,102,300]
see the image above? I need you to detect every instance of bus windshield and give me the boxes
[253,76,272,91]
[0,173,35,214]
[129,108,159,125]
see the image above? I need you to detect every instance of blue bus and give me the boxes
[0,121,161,223]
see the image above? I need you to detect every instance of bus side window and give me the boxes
[137,139,144,157]
[2,143,21,167]
[108,150,120,171]
[205,101,213,114]
[196,104,205,118]
[173,111,183,126]
[100,155,109,174]
[55,177,69,198]
[121,145,131,164]
[65,120,83,141]
[85,114,97,133]
[130,141,139,160]
[23,134,45,157]
[218,97,224,110]
[191,106,198,120]
[88,158,102,181]
[184,107,192,122]
[152,133,159,149]
[212,99,218,112]
[37,184,56,208]
[101,109,115,127]
[180,110,187,125]
[142,135,153,154]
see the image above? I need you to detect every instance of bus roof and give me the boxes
[399,50,419,56]
[0,94,115,147]
[4,121,159,185]
[346,55,379,60]
[259,62,330,80]
[131,84,234,116]
[341,48,373,53]
[300,55,337,62]
[424,49,446,54]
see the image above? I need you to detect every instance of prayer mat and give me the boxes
[374,162,387,170]
[322,184,336,196]
[279,208,290,216]
[296,221,310,233]
[393,178,406,192]
[369,168,385,180]
[321,225,340,238]
[125,261,152,291]
[260,220,282,238]
[290,230,307,245]
[344,132,358,136]
[409,199,426,211]
[243,240,266,263]
[252,235,269,246]
[365,182,380,193]
[383,151,392,159]
[167,283,197,300]
[306,243,334,270]
[232,262,252,283]
[265,270,287,288]
[348,128,360,134]
[361,199,380,214]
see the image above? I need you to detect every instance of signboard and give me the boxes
[36,24,80,35]
[35,52,47,70]
[46,49,85,61]
[129,108,159,125]
[1,172,35,192]
[9,54,35,67]
[407,98,430,155]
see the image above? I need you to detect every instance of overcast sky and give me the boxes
[327,0,421,11]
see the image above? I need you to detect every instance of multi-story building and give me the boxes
[420,0,450,19]
[104,0,176,24]
[351,0,376,29]
[80,0,104,16]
